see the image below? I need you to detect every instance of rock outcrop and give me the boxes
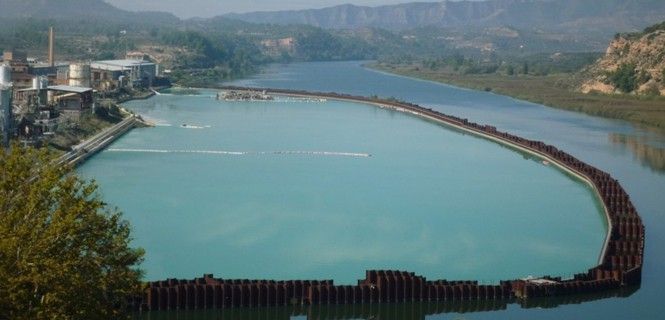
[581,22,665,95]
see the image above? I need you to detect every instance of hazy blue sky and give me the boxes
[105,0,471,19]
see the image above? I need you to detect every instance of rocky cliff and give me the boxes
[581,22,665,95]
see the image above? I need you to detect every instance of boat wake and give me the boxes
[105,148,371,158]
[139,116,171,127]
[180,124,211,129]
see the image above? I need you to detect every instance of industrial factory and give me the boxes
[0,27,160,147]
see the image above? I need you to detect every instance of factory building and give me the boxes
[29,64,58,77]
[1,50,35,89]
[13,77,58,141]
[47,85,94,121]
[2,50,27,63]
[29,62,70,85]
[0,86,12,148]
[9,73,36,89]
[13,77,49,108]
[1,65,14,147]
[91,59,157,90]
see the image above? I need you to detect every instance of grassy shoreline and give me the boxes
[369,63,665,130]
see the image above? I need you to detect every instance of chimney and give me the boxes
[48,27,54,67]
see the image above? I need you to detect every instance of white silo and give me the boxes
[68,63,91,88]
[0,64,11,85]
[32,77,40,90]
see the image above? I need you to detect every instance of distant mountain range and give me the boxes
[0,0,179,26]
[225,0,665,33]
[2,0,663,37]
[1,0,663,60]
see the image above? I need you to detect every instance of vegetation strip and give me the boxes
[132,87,645,312]
[368,64,665,130]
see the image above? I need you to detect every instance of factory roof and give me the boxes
[91,59,155,71]
[47,85,92,93]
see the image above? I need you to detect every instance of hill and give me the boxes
[0,0,179,28]
[580,22,665,95]
[224,0,665,34]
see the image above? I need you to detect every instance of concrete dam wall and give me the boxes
[131,88,645,312]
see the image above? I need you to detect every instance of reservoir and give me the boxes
[227,61,665,319]
[78,87,605,286]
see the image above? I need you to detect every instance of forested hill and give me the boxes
[225,0,665,33]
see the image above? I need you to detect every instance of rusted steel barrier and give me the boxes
[133,88,644,311]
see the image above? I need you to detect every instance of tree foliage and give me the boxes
[506,64,515,76]
[0,145,144,320]
[643,21,665,34]
[159,30,264,86]
[609,63,638,93]
[413,52,600,77]
[293,28,376,61]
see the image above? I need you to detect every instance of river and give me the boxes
[81,61,664,319]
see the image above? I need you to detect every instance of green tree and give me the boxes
[0,145,144,320]
[506,65,515,76]
[522,62,529,75]
[609,63,638,93]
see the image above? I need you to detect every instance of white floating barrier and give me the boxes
[106,148,371,158]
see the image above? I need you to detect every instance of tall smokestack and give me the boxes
[48,27,54,67]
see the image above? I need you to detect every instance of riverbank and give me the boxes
[49,88,156,152]
[56,114,148,167]
[368,63,665,130]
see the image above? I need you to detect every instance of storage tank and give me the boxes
[0,64,11,85]
[68,63,91,88]
[32,77,40,90]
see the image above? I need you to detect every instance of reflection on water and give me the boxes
[610,133,665,173]
[518,285,638,310]
[134,286,638,320]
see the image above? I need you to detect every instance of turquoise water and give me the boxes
[223,61,665,319]
[78,88,605,285]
